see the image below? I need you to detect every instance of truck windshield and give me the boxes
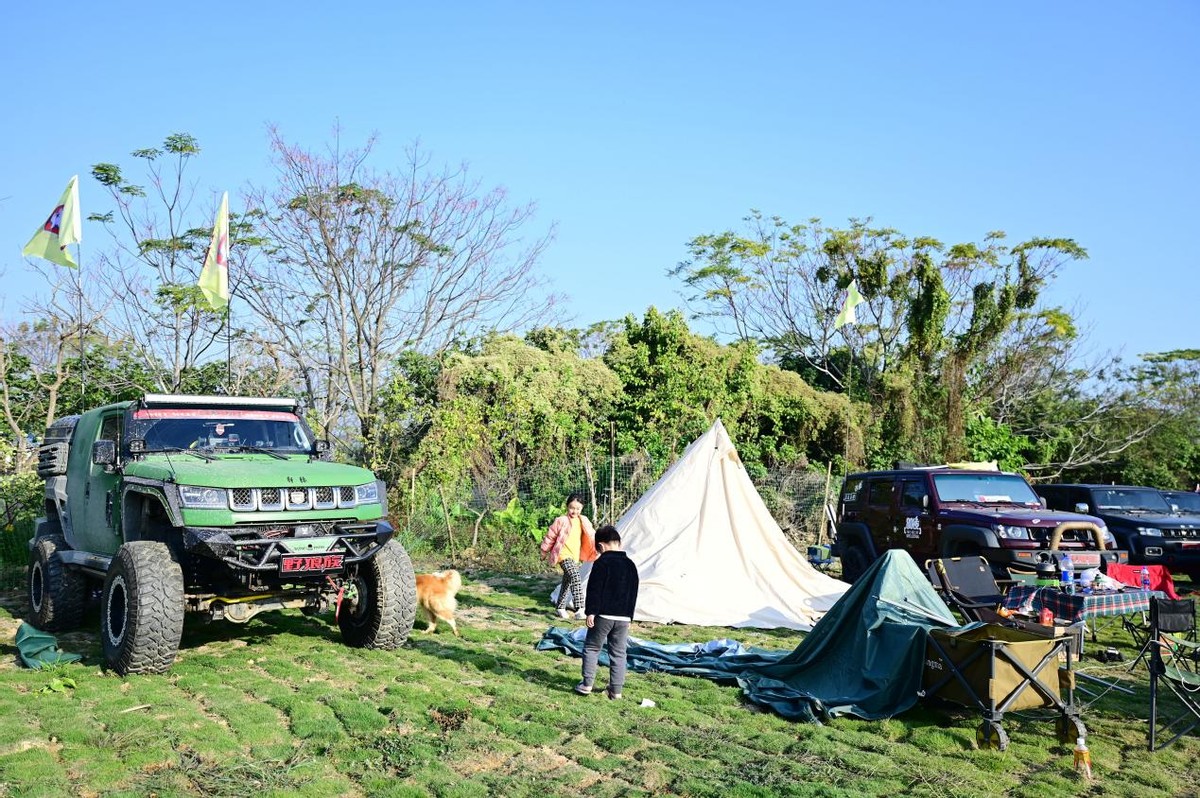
[1163,491,1200,513]
[129,409,312,453]
[1094,489,1171,513]
[932,473,1040,505]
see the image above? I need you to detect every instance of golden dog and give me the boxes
[415,569,462,636]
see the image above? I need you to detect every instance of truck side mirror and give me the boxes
[92,440,117,466]
[922,494,929,510]
[1073,502,1089,514]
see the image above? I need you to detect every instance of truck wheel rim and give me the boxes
[30,562,44,612]
[106,575,128,646]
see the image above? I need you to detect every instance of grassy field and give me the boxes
[0,566,1197,798]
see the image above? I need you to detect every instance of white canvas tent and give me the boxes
[556,419,848,631]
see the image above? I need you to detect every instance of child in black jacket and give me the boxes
[575,525,639,699]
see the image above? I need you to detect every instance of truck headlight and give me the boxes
[179,485,227,508]
[993,524,1031,540]
[1135,526,1163,537]
[354,482,379,505]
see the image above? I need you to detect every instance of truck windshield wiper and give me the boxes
[156,446,215,462]
[235,445,288,460]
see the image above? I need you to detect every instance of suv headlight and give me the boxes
[1135,526,1163,537]
[179,485,227,508]
[993,524,1031,540]
[354,482,380,505]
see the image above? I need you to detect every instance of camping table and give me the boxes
[1001,586,1162,641]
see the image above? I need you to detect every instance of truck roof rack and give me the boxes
[140,394,298,412]
[893,461,1000,471]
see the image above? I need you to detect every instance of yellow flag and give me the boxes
[22,176,81,268]
[834,280,866,328]
[198,192,230,312]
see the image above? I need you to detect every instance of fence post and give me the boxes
[609,422,616,524]
[818,461,832,545]
[409,468,416,534]
[438,485,456,561]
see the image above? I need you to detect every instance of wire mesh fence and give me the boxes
[394,455,839,565]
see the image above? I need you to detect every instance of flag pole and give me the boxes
[77,240,85,407]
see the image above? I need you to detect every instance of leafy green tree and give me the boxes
[673,213,1090,466]
[1059,350,1200,487]
[603,308,858,472]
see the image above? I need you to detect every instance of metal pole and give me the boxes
[609,421,616,523]
[77,241,85,407]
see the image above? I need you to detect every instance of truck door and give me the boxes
[862,477,897,554]
[898,478,934,561]
[81,412,124,552]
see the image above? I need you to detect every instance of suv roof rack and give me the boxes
[140,394,298,412]
[892,461,1000,471]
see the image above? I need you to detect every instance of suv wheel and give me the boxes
[840,545,871,584]
[102,542,185,675]
[28,535,87,631]
[338,540,417,649]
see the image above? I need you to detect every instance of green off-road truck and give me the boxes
[28,393,417,674]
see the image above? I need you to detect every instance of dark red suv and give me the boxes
[833,466,1127,582]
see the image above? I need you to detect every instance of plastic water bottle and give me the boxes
[1073,737,1092,779]
[1059,553,1073,594]
[1140,566,1151,591]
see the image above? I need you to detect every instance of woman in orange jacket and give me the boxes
[540,493,597,619]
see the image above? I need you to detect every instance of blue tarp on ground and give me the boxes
[537,550,958,722]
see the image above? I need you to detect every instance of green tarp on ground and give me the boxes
[15,623,82,669]
[537,550,958,722]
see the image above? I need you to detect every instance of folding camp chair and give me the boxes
[926,557,1006,623]
[1110,565,1186,666]
[1130,596,1198,672]
[807,545,835,572]
[1148,598,1200,750]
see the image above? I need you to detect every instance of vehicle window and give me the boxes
[867,480,894,507]
[841,479,865,505]
[99,414,122,452]
[931,473,1040,505]
[900,480,926,510]
[1093,489,1170,513]
[131,410,312,453]
[1163,491,1200,513]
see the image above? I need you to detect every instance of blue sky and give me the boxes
[2,2,1196,361]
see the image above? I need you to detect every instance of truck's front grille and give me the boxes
[225,487,358,511]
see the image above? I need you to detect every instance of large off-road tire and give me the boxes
[101,541,185,675]
[28,535,87,631]
[840,544,871,584]
[338,539,417,649]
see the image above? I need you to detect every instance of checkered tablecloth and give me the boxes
[1002,586,1160,622]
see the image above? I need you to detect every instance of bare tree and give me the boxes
[241,126,555,465]
[977,310,1162,477]
[87,133,228,392]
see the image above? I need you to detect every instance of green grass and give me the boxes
[0,570,1197,797]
